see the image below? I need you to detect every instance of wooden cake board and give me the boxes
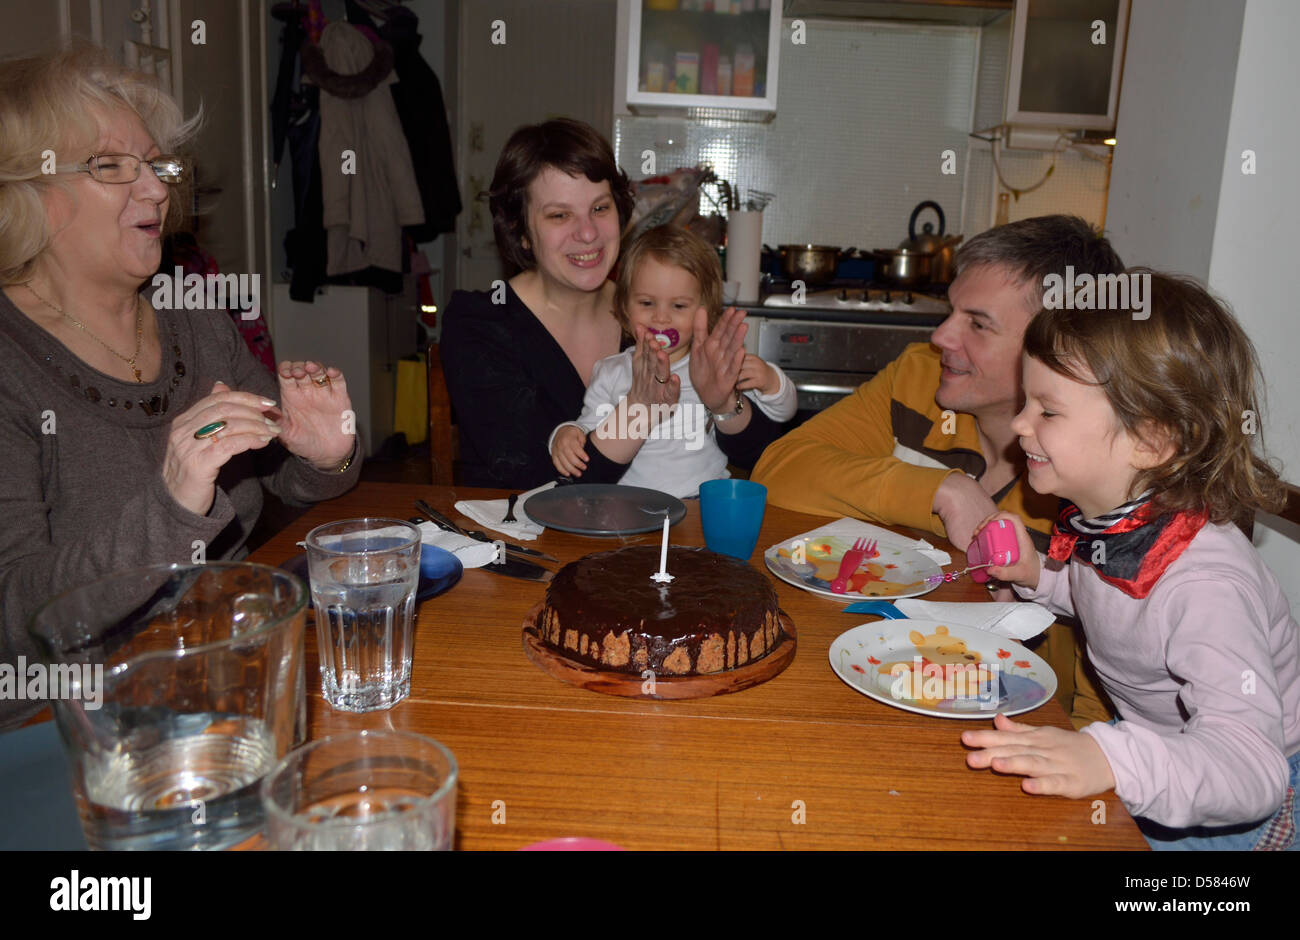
[521,603,797,700]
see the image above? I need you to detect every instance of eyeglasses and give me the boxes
[60,153,187,185]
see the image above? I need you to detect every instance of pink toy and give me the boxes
[966,519,1020,583]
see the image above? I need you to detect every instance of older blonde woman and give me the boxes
[0,46,361,729]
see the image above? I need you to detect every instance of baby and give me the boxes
[548,225,795,498]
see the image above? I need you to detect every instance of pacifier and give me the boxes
[650,329,679,350]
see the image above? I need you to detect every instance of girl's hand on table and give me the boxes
[627,325,680,410]
[972,511,1041,590]
[551,425,589,477]
[163,381,281,515]
[962,713,1115,799]
[276,360,356,469]
[688,306,747,414]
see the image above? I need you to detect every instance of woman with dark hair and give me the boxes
[441,118,779,489]
[440,119,631,488]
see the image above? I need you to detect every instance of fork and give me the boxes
[503,494,519,524]
[830,538,878,594]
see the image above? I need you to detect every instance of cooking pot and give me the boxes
[773,244,856,286]
[870,248,932,289]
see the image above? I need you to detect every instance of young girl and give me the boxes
[549,225,796,498]
[964,270,1299,851]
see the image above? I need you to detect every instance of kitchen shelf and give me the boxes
[623,0,783,117]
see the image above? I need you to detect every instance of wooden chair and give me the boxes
[1274,482,1300,528]
[426,342,458,485]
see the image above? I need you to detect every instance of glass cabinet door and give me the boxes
[626,0,781,114]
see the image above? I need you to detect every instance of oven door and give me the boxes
[750,317,935,419]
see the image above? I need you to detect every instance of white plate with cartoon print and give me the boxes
[828,620,1057,719]
[763,532,943,602]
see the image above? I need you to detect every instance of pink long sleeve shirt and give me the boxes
[1015,522,1300,828]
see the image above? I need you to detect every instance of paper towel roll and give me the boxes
[725,210,763,304]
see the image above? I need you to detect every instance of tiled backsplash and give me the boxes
[615,15,1111,249]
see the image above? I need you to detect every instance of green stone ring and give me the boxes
[194,420,227,440]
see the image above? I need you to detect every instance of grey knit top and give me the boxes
[0,291,361,728]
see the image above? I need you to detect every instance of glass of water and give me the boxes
[261,730,457,850]
[305,518,421,712]
[28,563,307,851]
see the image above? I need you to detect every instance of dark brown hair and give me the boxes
[488,118,633,275]
[613,225,723,337]
[1023,269,1286,525]
[955,215,1125,307]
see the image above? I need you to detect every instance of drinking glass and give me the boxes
[699,479,768,560]
[261,730,457,850]
[28,563,307,851]
[304,518,421,712]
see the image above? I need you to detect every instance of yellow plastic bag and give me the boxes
[394,354,428,446]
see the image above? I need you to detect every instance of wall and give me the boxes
[0,1,61,56]
[1105,0,1245,277]
[1206,0,1300,598]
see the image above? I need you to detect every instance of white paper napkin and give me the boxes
[300,523,500,568]
[416,523,500,568]
[894,599,1054,641]
[453,482,554,541]
[791,517,952,568]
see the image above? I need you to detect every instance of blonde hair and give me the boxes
[0,42,200,285]
[614,225,723,337]
[1024,269,1287,526]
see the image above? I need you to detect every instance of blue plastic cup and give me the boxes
[699,479,768,561]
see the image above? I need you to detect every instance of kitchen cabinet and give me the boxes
[620,0,782,116]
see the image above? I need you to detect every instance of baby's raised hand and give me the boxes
[551,425,589,478]
[736,353,779,396]
[628,325,680,410]
[962,713,1115,799]
[971,511,1041,589]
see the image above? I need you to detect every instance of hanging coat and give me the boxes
[314,21,424,276]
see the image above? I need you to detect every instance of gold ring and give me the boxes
[194,420,227,440]
[311,373,330,387]
[653,374,667,384]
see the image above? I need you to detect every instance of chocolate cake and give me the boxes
[531,546,786,676]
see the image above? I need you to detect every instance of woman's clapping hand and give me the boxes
[274,360,356,469]
[163,381,282,516]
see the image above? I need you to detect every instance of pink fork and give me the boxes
[831,538,878,594]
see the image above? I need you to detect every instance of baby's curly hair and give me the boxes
[1024,269,1287,527]
[613,224,723,338]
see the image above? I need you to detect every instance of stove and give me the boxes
[762,285,950,317]
[738,279,952,419]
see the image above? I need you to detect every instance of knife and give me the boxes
[414,500,560,567]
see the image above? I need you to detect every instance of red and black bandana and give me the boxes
[1047,494,1208,599]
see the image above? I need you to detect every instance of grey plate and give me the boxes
[523,484,687,536]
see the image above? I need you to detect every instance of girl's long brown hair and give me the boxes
[1023,269,1286,526]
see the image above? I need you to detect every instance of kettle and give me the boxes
[901,200,963,284]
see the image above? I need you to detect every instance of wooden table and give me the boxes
[251,482,1146,850]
